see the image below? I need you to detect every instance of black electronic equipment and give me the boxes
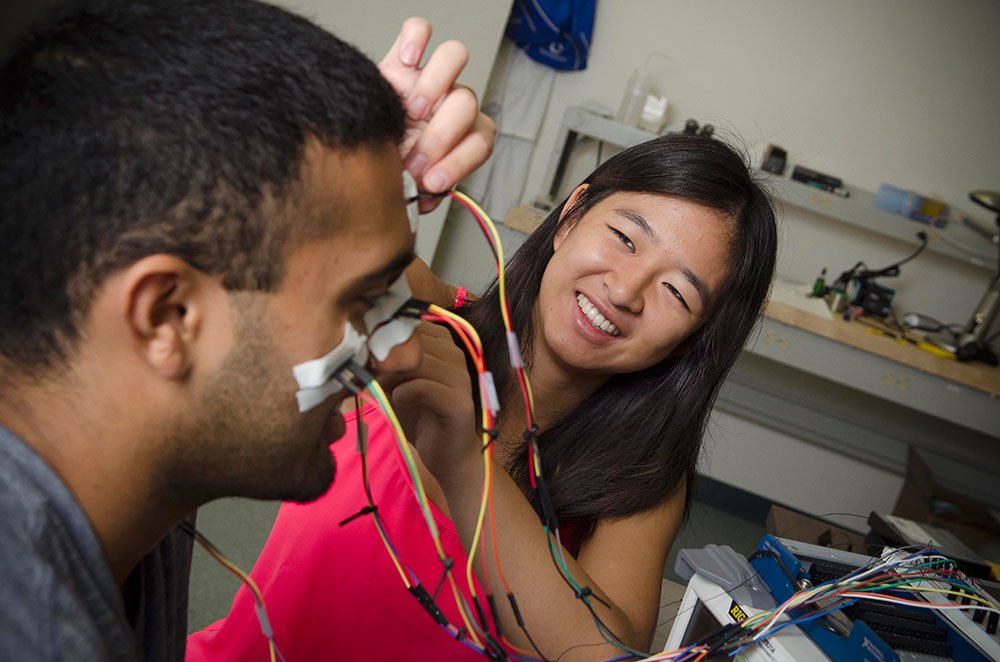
[791,164,843,189]
[750,536,1000,661]
[854,280,896,318]
[761,144,787,175]
[667,537,1000,660]
[827,232,928,320]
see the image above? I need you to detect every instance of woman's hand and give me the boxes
[404,257,456,308]
[381,322,481,487]
[378,18,496,212]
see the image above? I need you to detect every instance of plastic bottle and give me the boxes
[616,53,670,131]
[616,68,644,126]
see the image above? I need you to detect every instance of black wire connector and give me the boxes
[338,505,377,527]
[408,584,449,628]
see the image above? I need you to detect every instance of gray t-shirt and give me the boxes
[0,426,192,660]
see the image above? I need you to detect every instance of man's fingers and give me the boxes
[373,321,455,383]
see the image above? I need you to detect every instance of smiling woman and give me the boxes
[536,190,733,381]
[187,133,778,661]
[466,132,777,552]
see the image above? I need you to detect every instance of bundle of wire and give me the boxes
[643,547,1000,661]
[184,190,668,661]
[179,520,287,662]
[349,190,552,661]
[448,192,656,661]
[351,192,633,660]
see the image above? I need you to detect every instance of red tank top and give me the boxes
[188,403,523,660]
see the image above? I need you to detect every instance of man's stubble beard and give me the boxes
[162,303,337,506]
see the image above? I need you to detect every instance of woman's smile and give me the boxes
[576,292,622,338]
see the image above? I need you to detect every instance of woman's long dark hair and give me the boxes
[463,133,777,543]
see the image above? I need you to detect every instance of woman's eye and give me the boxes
[609,226,635,252]
[665,283,691,312]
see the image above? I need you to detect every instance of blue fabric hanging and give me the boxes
[505,0,596,72]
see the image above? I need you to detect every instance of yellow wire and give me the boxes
[368,380,440,539]
[423,304,494,603]
[359,457,412,588]
[373,518,411,588]
[466,429,493,600]
[427,303,478,340]
[865,582,997,608]
[367,379,484,647]
[193,533,278,662]
[451,190,538,423]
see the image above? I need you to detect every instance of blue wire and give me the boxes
[449,629,488,655]
[728,599,859,658]
[670,643,698,660]
[369,514,420,584]
[674,643,703,660]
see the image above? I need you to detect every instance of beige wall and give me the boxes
[276,0,511,261]
[513,0,1000,323]
[527,0,999,213]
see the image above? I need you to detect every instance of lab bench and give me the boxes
[492,208,1000,509]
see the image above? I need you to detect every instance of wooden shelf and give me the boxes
[763,301,998,396]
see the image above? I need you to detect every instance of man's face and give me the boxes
[175,142,419,503]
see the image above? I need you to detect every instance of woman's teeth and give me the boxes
[577,293,621,336]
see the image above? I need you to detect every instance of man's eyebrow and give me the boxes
[612,207,655,239]
[355,250,416,286]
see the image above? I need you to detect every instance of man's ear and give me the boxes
[553,184,589,252]
[122,255,209,380]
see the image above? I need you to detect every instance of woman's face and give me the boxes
[534,187,733,378]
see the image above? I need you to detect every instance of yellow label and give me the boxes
[729,601,748,623]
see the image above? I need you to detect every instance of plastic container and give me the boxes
[874,183,950,228]
[616,53,670,131]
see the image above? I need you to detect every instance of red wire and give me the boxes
[442,192,556,649]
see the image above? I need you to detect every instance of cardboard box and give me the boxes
[503,204,546,234]
[766,504,868,553]
[893,448,1000,553]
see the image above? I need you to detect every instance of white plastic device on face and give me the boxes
[403,169,419,233]
[292,274,420,413]
[291,172,423,413]
[292,322,370,412]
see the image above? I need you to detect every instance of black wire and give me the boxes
[351,396,506,660]
[773,512,869,543]
[407,191,449,204]
[862,231,929,278]
[543,532,646,659]
[553,639,624,662]
[899,312,966,336]
[748,550,803,588]
[514,611,549,662]
[891,231,929,268]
